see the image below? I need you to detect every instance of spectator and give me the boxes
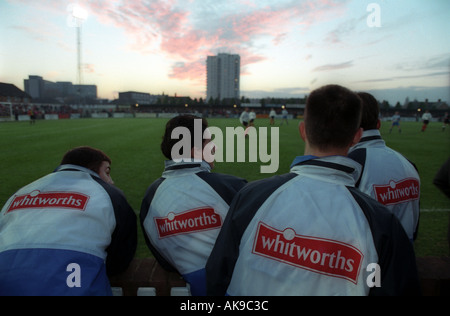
[0,146,137,296]
[140,115,247,296]
[206,85,420,296]
[433,158,450,254]
[433,158,450,199]
[349,92,421,242]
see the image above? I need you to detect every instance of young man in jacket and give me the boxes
[348,92,420,242]
[140,115,247,296]
[206,85,420,296]
[0,146,137,296]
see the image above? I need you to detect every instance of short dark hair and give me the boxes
[305,85,362,151]
[161,115,209,160]
[357,92,379,130]
[61,146,111,173]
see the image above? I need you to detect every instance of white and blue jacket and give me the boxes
[206,156,420,296]
[0,165,137,296]
[348,130,421,241]
[140,160,247,296]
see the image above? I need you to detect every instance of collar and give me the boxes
[163,159,211,177]
[359,129,383,142]
[290,155,318,169]
[350,129,385,151]
[54,164,101,179]
[290,156,362,187]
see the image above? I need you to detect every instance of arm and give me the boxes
[433,158,450,199]
[349,188,421,296]
[105,193,138,276]
[93,178,138,277]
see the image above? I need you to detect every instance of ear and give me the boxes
[191,146,203,162]
[376,119,381,130]
[351,128,363,147]
[299,121,307,142]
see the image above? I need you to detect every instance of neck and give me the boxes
[304,142,350,158]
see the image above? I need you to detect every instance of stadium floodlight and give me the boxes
[72,5,88,22]
[67,4,88,105]
[67,4,88,27]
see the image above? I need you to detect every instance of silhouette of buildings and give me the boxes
[24,75,97,103]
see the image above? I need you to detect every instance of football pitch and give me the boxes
[0,117,449,257]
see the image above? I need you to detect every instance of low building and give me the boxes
[0,82,31,103]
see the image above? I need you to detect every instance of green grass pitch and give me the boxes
[0,118,449,257]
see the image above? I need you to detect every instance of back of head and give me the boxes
[61,146,111,174]
[161,115,208,160]
[357,92,379,130]
[305,85,362,151]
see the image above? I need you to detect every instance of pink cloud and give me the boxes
[10,0,349,85]
[161,31,213,60]
[81,0,349,83]
[228,6,299,42]
[169,60,205,81]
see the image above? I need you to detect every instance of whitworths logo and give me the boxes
[6,190,89,213]
[252,222,364,284]
[171,119,279,173]
[154,207,222,238]
[373,178,420,206]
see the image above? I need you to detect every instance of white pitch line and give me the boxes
[420,209,450,213]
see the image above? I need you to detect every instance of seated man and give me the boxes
[349,92,420,242]
[206,85,420,296]
[0,146,137,296]
[140,115,247,296]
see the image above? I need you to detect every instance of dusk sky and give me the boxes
[1,0,449,104]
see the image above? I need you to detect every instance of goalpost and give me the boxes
[0,103,14,122]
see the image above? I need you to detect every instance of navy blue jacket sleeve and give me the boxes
[195,172,247,205]
[93,177,138,277]
[348,187,421,296]
[433,158,450,199]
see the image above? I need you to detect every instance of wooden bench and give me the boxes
[110,257,450,296]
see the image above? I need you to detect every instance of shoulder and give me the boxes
[196,172,248,205]
[197,172,247,187]
[140,177,166,215]
[231,173,298,210]
[244,173,296,192]
[348,147,367,165]
[91,176,134,212]
[92,176,126,200]
[144,177,166,196]
[346,186,405,237]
